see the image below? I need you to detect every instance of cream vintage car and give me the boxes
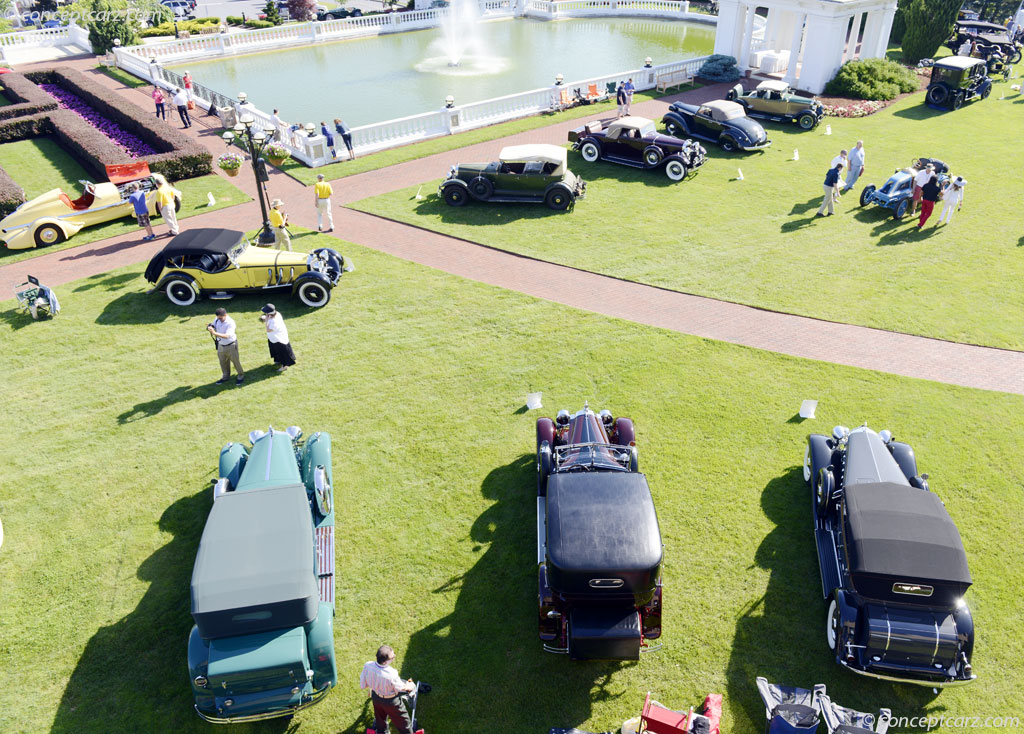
[0,163,181,250]
[144,228,351,308]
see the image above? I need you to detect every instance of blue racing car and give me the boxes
[859,157,949,219]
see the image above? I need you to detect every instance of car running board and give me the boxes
[814,526,842,599]
[207,292,235,300]
[316,525,335,605]
[602,156,647,169]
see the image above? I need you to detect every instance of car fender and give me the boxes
[187,624,215,710]
[0,226,38,250]
[808,433,832,479]
[156,271,198,292]
[543,181,575,198]
[833,589,861,657]
[726,83,743,101]
[307,603,338,688]
[952,601,974,662]
[291,270,333,294]
[888,440,919,481]
[218,441,249,489]
[440,178,469,192]
[577,135,601,151]
[663,152,688,167]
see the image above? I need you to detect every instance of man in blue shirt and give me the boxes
[816,161,844,216]
[623,77,635,115]
[128,183,155,241]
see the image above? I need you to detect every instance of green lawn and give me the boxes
[0,232,1021,733]
[278,88,693,185]
[0,137,250,264]
[95,64,151,89]
[0,89,10,106]
[351,69,1024,350]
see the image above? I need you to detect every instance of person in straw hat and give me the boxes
[938,176,966,225]
[259,303,295,372]
[268,198,291,251]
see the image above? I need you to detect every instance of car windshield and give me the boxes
[227,239,248,265]
[639,122,656,137]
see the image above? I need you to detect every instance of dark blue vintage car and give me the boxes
[661,99,770,152]
[859,158,949,219]
[804,425,975,686]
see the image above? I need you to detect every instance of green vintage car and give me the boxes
[187,426,337,723]
[726,80,825,130]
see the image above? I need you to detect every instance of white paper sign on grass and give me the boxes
[526,392,543,410]
[799,400,818,419]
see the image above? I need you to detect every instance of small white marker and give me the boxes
[206,192,216,207]
[793,149,800,161]
[799,400,818,419]
[737,168,744,180]
[824,124,832,135]
[526,392,543,410]
[415,185,423,200]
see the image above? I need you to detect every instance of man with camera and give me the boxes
[207,307,245,385]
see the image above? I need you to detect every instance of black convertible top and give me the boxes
[144,228,244,283]
[846,482,971,590]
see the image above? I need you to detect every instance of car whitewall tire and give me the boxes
[803,444,812,484]
[826,597,840,652]
[297,280,330,308]
[665,160,686,181]
[165,278,197,306]
[580,142,600,162]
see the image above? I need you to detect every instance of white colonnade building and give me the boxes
[714,0,899,94]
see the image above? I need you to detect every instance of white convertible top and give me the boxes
[756,80,791,92]
[699,99,746,121]
[933,55,985,70]
[499,144,568,169]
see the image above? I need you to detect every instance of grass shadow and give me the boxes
[400,454,628,733]
[726,466,942,727]
[117,365,280,424]
[789,196,824,216]
[876,223,931,247]
[0,306,54,330]
[97,290,326,326]
[73,272,138,293]
[892,104,947,121]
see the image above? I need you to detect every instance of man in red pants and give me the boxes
[917,171,942,229]
[359,645,429,734]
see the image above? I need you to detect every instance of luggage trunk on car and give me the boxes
[207,626,310,695]
[861,602,961,677]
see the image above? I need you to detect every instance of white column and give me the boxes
[764,7,780,50]
[874,5,897,58]
[797,13,849,93]
[859,9,881,61]
[738,4,757,70]
[783,11,805,86]
[845,11,865,61]
[713,0,744,56]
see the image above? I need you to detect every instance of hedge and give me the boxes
[824,57,919,100]
[0,163,26,218]
[0,74,58,121]
[244,19,275,27]
[140,20,220,37]
[4,70,211,180]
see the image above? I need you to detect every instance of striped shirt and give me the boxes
[359,661,412,698]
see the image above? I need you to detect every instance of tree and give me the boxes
[34,0,58,13]
[87,0,141,53]
[286,0,315,21]
[262,0,282,24]
[900,0,961,63]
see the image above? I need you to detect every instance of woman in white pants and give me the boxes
[939,176,965,225]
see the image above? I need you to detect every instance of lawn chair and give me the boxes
[586,83,608,103]
[756,677,825,734]
[13,275,60,320]
[817,693,891,734]
[552,88,574,111]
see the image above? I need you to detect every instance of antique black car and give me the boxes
[926,56,993,109]
[804,425,975,686]
[662,99,771,152]
[945,20,1022,63]
[535,403,662,661]
[439,144,586,211]
[567,116,707,181]
[726,80,825,130]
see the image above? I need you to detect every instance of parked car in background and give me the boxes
[925,57,992,109]
[945,19,1022,63]
[535,403,663,661]
[188,426,338,722]
[316,6,362,20]
[144,228,351,307]
[804,425,975,686]
[726,79,825,130]
[567,115,707,181]
[439,144,586,210]
[662,99,771,152]
[859,157,950,219]
[0,163,180,250]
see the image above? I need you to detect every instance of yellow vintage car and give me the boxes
[0,163,181,250]
[144,228,351,308]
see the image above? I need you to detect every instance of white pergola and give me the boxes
[714,0,899,94]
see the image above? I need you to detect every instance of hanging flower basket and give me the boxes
[265,142,290,167]
[217,151,244,176]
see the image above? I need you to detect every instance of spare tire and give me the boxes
[926,84,948,106]
[468,176,494,201]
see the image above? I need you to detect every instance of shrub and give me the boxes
[0,164,26,218]
[195,15,220,22]
[697,54,740,83]
[0,73,59,121]
[287,0,315,21]
[225,15,243,24]
[824,57,919,100]
[262,0,281,24]
[265,142,289,160]
[87,0,141,52]
[245,19,274,27]
[140,20,219,37]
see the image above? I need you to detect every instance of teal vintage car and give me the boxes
[187,426,337,723]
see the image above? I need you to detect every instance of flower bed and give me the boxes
[39,83,157,159]
[822,100,887,118]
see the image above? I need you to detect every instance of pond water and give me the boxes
[168,17,714,127]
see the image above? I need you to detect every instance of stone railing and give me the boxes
[523,0,714,22]
[0,23,93,61]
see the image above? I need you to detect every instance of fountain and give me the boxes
[415,0,509,76]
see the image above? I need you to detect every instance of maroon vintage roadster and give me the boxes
[534,403,663,660]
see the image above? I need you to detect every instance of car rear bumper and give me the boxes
[840,659,976,687]
[195,682,332,724]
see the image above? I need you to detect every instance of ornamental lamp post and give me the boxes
[644,56,653,68]
[222,112,276,246]
[445,95,455,108]
[555,73,564,85]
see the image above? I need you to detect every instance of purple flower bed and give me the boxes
[39,83,157,159]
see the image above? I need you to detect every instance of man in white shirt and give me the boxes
[911,162,934,214]
[207,308,244,385]
[843,140,866,193]
[359,645,427,734]
[171,86,191,128]
[260,303,296,372]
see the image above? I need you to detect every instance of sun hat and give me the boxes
[261,304,276,314]
[270,198,284,207]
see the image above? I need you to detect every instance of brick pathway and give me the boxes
[3,58,1022,396]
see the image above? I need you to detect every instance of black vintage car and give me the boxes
[662,99,771,152]
[804,425,975,686]
[535,403,662,660]
[316,6,362,19]
[945,20,1022,63]
[566,116,707,181]
[926,56,993,109]
[438,144,586,211]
